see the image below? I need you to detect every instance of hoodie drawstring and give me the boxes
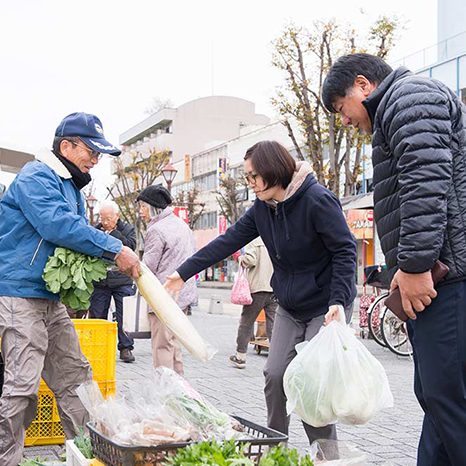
[268,204,291,261]
[282,206,290,241]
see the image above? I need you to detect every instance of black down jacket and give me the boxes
[94,219,137,288]
[364,67,466,283]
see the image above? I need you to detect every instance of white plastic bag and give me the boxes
[284,319,393,427]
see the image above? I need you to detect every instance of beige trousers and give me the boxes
[0,297,92,466]
[148,308,187,376]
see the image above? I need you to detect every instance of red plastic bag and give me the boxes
[230,266,253,305]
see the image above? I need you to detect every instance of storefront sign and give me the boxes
[184,154,191,182]
[218,158,227,185]
[346,209,374,239]
[218,215,227,235]
[173,206,189,225]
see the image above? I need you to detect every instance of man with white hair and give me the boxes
[89,200,137,362]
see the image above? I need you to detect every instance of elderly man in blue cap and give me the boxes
[0,112,141,465]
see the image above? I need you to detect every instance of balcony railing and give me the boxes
[391,30,466,71]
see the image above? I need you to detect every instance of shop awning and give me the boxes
[0,147,35,174]
[340,192,373,211]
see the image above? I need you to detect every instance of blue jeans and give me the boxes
[89,285,135,351]
[407,281,466,466]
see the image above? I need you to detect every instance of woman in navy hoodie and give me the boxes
[165,140,357,446]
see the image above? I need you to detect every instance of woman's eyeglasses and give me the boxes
[244,172,259,184]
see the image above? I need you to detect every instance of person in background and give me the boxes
[323,52,466,466]
[0,112,140,466]
[89,200,137,363]
[229,237,277,369]
[164,140,357,447]
[138,185,198,376]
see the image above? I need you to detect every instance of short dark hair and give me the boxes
[53,136,80,154]
[322,53,393,113]
[244,141,296,190]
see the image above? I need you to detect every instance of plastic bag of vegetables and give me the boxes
[135,263,216,362]
[283,318,393,427]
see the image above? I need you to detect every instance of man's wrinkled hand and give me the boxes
[164,271,184,302]
[115,246,141,279]
[390,270,437,319]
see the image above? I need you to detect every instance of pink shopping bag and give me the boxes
[230,266,253,305]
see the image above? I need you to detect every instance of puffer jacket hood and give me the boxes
[366,67,466,282]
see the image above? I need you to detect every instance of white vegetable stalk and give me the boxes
[135,263,216,362]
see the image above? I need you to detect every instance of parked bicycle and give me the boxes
[360,266,412,357]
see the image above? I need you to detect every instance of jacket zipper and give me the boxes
[30,238,44,266]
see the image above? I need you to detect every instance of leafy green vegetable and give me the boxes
[19,457,64,466]
[166,394,233,437]
[164,442,314,466]
[259,446,314,466]
[164,440,254,465]
[74,426,93,459]
[43,247,108,310]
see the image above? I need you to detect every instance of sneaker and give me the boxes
[120,348,135,363]
[229,355,246,369]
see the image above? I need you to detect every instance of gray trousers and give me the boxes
[264,304,352,447]
[236,291,277,354]
[0,297,92,466]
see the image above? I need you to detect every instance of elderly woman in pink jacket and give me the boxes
[137,185,198,376]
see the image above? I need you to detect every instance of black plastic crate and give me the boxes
[88,415,288,466]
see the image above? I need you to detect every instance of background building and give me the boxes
[0,145,35,188]
[118,96,270,187]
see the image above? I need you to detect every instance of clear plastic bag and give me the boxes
[310,440,366,465]
[77,367,245,446]
[284,318,394,428]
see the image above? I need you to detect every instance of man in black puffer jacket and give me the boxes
[323,53,466,466]
[89,200,137,363]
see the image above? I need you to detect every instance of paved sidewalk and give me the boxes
[26,304,421,465]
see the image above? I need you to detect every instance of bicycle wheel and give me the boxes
[367,292,389,347]
[381,308,413,357]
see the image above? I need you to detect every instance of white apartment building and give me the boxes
[118,96,270,187]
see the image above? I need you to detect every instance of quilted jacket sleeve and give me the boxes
[384,83,453,273]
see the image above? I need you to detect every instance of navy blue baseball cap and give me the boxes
[55,112,121,156]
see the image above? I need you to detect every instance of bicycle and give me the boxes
[362,266,413,357]
[361,265,390,347]
[380,307,413,357]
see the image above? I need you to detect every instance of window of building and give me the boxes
[194,212,218,230]
[194,172,217,191]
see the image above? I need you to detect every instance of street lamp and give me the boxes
[86,195,98,226]
[162,163,178,194]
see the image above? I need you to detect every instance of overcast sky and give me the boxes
[0,0,437,192]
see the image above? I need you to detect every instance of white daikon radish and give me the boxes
[135,263,216,362]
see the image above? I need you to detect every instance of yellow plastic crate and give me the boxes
[22,319,117,446]
[73,319,117,383]
[25,379,115,446]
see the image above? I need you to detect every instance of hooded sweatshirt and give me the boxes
[177,162,357,321]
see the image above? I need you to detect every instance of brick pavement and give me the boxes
[26,303,422,465]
